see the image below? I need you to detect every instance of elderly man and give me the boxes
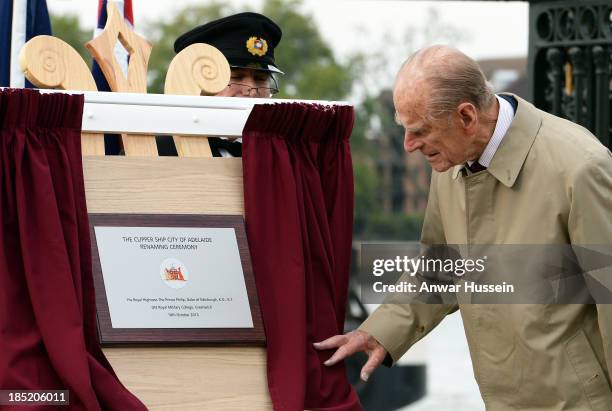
[316,45,612,410]
[170,12,282,157]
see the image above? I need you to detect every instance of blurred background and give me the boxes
[45,0,529,247]
[37,1,609,410]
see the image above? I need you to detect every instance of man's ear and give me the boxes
[457,102,478,132]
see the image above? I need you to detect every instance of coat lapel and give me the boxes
[485,94,543,187]
[451,94,543,187]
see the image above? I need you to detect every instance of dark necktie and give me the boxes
[467,161,487,173]
[208,137,242,157]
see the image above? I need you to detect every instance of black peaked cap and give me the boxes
[174,12,283,74]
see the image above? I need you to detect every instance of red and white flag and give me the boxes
[92,0,134,91]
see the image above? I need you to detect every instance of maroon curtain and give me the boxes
[243,103,361,411]
[0,89,146,410]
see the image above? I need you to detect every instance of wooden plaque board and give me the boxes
[84,156,272,410]
[90,213,265,345]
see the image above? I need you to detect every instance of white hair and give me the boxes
[399,45,495,122]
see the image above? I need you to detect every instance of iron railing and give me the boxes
[528,0,611,148]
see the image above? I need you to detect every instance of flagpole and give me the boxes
[10,0,27,88]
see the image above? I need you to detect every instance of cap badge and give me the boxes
[246,36,268,56]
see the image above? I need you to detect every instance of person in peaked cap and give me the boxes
[173,12,284,157]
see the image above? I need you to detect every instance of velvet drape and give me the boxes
[0,89,146,410]
[243,103,361,411]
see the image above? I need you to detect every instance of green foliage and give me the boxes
[350,9,465,241]
[262,0,352,100]
[143,0,352,99]
[144,2,234,94]
[48,3,453,244]
[50,14,92,68]
[353,162,378,235]
[362,212,424,241]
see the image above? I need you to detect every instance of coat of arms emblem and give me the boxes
[160,258,190,289]
[246,36,268,56]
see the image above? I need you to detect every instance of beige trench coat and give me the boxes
[359,95,612,410]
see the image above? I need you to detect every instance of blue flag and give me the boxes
[0,0,51,87]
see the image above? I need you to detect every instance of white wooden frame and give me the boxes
[35,89,348,137]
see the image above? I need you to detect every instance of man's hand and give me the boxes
[313,330,387,382]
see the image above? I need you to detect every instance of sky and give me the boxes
[46,0,529,61]
[45,0,529,96]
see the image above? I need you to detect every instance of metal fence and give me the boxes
[528,0,611,148]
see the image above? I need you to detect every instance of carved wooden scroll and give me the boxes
[164,44,230,157]
[19,35,105,156]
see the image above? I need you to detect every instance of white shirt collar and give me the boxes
[467,95,514,168]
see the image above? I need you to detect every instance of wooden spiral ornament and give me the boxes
[19,35,97,91]
[165,44,231,157]
[19,35,104,156]
[165,44,230,96]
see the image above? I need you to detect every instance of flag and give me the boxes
[0,0,52,88]
[92,0,133,91]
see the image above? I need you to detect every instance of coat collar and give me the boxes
[452,94,542,187]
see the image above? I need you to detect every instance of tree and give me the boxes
[350,8,464,240]
[144,2,232,94]
[48,3,457,243]
[262,0,352,100]
[50,14,92,68]
[143,0,353,100]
